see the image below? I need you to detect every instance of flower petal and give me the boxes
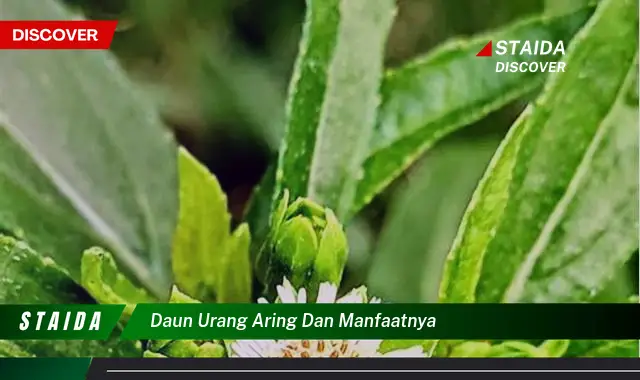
[316,282,338,303]
[337,286,367,303]
[352,340,382,356]
[230,340,276,357]
[277,278,298,303]
[297,288,308,303]
[234,278,404,358]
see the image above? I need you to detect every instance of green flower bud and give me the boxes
[143,337,227,358]
[162,340,201,358]
[196,342,226,358]
[257,190,348,299]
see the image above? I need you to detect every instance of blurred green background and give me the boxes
[65,0,637,303]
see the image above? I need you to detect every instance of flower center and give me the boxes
[276,340,360,358]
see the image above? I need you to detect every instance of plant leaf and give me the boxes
[593,262,638,302]
[0,129,98,275]
[539,340,570,357]
[244,164,276,266]
[566,340,639,357]
[350,5,595,216]
[81,247,156,319]
[275,0,396,219]
[0,341,33,357]
[438,113,531,302]
[367,138,498,303]
[0,235,141,357]
[378,340,438,357]
[172,148,252,303]
[145,286,226,358]
[217,224,252,303]
[0,0,179,298]
[439,0,639,303]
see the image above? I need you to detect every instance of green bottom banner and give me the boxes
[118,303,639,340]
[0,304,638,340]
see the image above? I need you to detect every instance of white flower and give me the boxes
[228,278,429,358]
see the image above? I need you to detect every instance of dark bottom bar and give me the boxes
[98,371,640,380]
[88,358,640,380]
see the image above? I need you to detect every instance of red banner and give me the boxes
[0,20,118,49]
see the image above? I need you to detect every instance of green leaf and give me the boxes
[368,138,498,302]
[172,147,230,300]
[448,341,493,357]
[310,209,349,290]
[81,247,156,319]
[0,235,141,357]
[172,148,252,303]
[350,5,595,216]
[546,0,594,15]
[438,114,531,303]
[539,340,570,357]
[244,164,276,267]
[0,129,98,279]
[486,341,542,357]
[217,224,252,304]
[169,286,200,304]
[593,263,638,302]
[378,340,437,356]
[449,340,569,358]
[566,340,639,357]
[275,0,396,219]
[440,0,639,303]
[0,0,179,298]
[145,287,226,358]
[0,341,34,357]
[255,190,291,287]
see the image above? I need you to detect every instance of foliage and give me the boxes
[0,0,178,299]
[0,0,637,358]
[0,236,141,357]
[439,0,638,303]
[172,148,252,303]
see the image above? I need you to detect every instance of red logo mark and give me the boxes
[476,41,492,57]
